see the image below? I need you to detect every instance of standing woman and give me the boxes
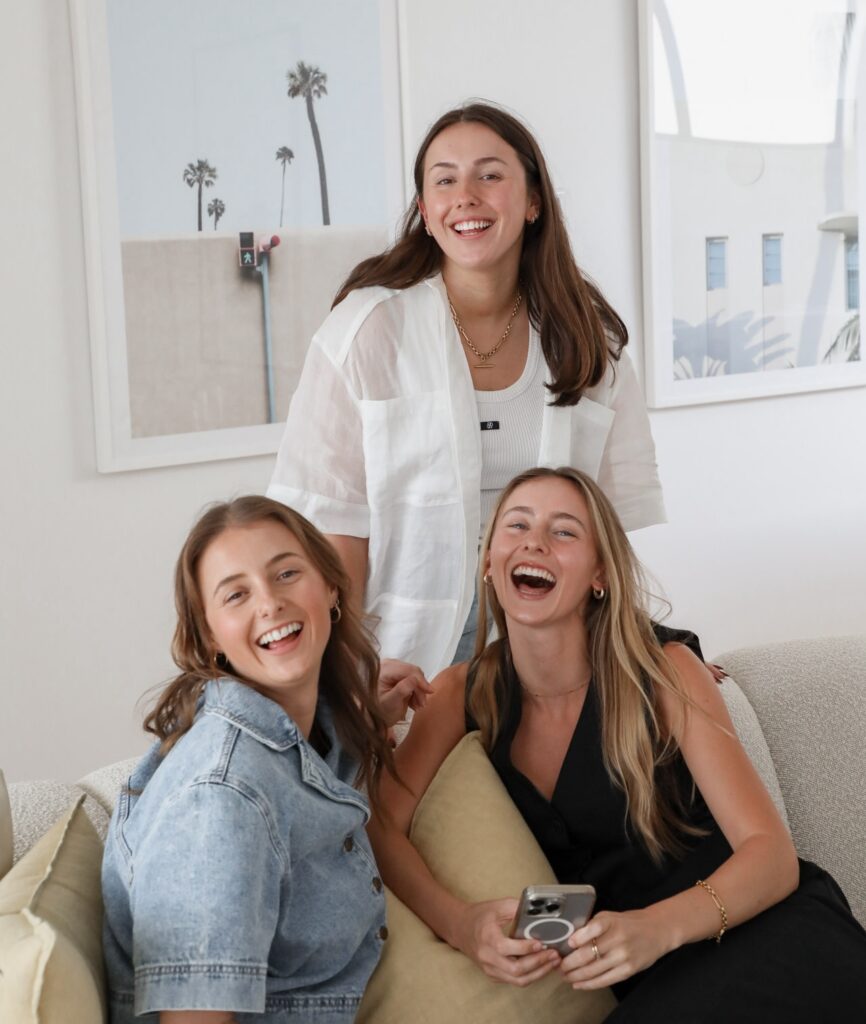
[268,101,664,677]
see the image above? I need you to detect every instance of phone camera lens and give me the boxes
[545,901,561,913]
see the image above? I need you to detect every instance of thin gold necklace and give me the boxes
[520,678,590,699]
[447,286,523,368]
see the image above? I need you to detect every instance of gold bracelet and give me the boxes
[695,879,728,943]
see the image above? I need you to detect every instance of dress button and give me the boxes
[343,836,355,853]
[377,925,389,941]
[372,876,383,893]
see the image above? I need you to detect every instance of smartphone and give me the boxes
[510,884,596,956]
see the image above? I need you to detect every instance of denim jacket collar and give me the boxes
[202,678,305,751]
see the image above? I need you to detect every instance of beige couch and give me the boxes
[2,635,865,1021]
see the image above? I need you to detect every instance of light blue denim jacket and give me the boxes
[102,679,387,1023]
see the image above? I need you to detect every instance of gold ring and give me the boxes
[591,940,600,961]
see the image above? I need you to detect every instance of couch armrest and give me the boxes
[714,636,866,927]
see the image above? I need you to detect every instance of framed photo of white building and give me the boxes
[70,0,404,471]
[639,0,866,407]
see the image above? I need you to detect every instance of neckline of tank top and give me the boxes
[474,325,542,402]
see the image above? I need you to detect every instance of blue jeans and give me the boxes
[452,588,480,664]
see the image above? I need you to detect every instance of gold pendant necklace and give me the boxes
[448,286,523,368]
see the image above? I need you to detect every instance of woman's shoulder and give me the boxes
[315,277,442,360]
[652,622,704,663]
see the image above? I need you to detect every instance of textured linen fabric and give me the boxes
[714,635,866,926]
[0,797,105,1024]
[357,733,615,1024]
[268,273,665,676]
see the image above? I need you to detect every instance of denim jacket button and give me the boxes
[343,835,355,853]
[377,925,389,941]
[372,876,383,893]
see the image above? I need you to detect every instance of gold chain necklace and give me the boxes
[447,287,523,368]
[520,678,590,699]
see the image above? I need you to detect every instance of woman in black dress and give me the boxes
[368,467,866,1020]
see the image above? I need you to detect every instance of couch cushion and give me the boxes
[8,780,93,865]
[357,732,616,1024]
[0,771,11,880]
[718,676,789,828]
[716,636,866,927]
[77,757,139,822]
[0,796,105,1023]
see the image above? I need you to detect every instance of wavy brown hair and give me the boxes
[333,101,627,406]
[144,496,396,802]
[469,468,704,862]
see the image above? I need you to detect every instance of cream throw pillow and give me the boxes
[358,732,616,1024]
[0,770,12,880]
[0,796,105,1024]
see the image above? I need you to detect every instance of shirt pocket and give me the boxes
[360,391,457,507]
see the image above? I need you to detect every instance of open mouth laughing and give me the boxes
[256,622,302,649]
[452,218,493,236]
[511,563,556,595]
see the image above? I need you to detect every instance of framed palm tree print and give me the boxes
[639,0,866,406]
[70,0,404,470]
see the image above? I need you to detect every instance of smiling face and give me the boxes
[486,477,606,630]
[197,519,336,712]
[417,121,539,281]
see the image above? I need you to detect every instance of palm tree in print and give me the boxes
[207,197,225,231]
[286,62,330,225]
[182,159,218,232]
[275,146,295,227]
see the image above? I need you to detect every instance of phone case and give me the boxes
[510,884,596,956]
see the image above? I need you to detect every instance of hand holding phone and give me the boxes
[510,884,596,956]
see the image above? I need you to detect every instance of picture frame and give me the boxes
[69,0,405,471]
[638,0,866,408]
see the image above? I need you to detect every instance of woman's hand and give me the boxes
[377,659,434,726]
[452,898,561,986]
[559,909,672,989]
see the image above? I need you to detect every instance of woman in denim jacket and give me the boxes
[102,497,414,1024]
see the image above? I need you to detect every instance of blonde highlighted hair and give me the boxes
[469,467,703,862]
[144,496,396,802]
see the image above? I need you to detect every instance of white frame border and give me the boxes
[638,0,866,408]
[69,0,406,471]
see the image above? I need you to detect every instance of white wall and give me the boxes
[2,0,865,782]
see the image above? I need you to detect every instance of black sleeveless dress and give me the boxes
[466,626,866,1021]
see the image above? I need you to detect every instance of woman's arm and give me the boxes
[561,643,798,990]
[367,664,560,985]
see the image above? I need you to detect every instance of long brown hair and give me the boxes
[144,496,396,802]
[469,468,704,862]
[333,101,627,406]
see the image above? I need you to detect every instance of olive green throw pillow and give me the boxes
[0,796,105,1023]
[358,732,615,1024]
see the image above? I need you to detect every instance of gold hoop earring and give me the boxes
[330,597,342,623]
[592,586,606,601]
[483,570,493,585]
[210,650,227,674]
